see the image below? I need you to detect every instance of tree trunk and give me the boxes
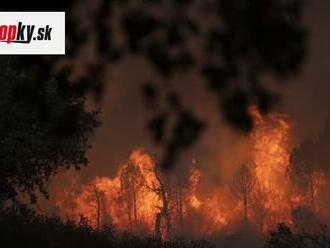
[244,196,248,225]
[155,213,162,238]
[177,185,183,231]
[132,184,137,225]
[94,188,101,231]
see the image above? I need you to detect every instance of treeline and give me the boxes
[0,204,213,248]
[0,204,329,248]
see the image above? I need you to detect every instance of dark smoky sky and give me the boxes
[76,0,330,182]
[280,0,330,144]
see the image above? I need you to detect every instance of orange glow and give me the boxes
[54,107,326,237]
[249,105,293,230]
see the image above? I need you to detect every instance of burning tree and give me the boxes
[147,160,198,238]
[231,164,257,225]
[119,160,144,232]
[94,186,102,231]
[144,164,173,239]
[172,167,191,233]
[93,186,109,231]
[56,107,329,236]
[290,146,326,214]
[173,174,184,232]
[250,183,269,232]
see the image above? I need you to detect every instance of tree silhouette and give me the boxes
[93,186,106,232]
[146,165,173,239]
[231,164,256,225]
[0,58,100,204]
[119,161,144,232]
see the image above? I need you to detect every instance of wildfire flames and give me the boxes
[54,107,327,237]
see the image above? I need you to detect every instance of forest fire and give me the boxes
[3,2,329,247]
[54,107,327,237]
[249,106,293,231]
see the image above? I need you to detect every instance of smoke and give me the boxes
[77,0,330,185]
[39,0,330,243]
[279,0,330,144]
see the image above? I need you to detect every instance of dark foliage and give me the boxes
[2,206,329,248]
[0,59,100,203]
[0,205,214,248]
[0,204,113,248]
[265,223,330,248]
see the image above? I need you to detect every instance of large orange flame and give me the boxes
[249,106,293,230]
[54,107,326,236]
